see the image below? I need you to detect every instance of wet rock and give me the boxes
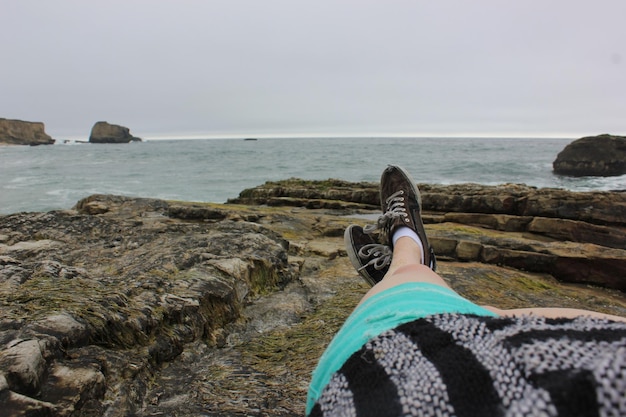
[553,133,626,177]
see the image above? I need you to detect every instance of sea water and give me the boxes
[1,137,625,215]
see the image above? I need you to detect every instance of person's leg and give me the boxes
[349,229,626,322]
[345,164,451,305]
[345,166,626,321]
[310,219,489,412]
[353,232,626,322]
[347,164,626,321]
[353,235,626,322]
[357,236,450,305]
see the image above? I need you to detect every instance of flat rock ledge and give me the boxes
[231,179,626,290]
[1,181,625,416]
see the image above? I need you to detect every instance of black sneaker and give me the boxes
[364,165,436,271]
[344,224,392,286]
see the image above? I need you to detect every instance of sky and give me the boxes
[1,1,625,140]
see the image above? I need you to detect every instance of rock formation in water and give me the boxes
[553,133,626,177]
[0,118,55,146]
[1,181,625,416]
[88,121,142,143]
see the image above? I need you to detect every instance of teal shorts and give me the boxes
[306,282,497,413]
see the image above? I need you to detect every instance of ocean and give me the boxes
[1,137,625,215]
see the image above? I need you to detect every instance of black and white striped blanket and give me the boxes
[309,314,626,417]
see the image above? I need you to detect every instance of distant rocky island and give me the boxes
[2,117,624,177]
[89,121,142,143]
[2,118,624,181]
[0,118,55,146]
[0,118,142,145]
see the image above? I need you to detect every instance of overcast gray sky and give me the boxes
[2,1,625,140]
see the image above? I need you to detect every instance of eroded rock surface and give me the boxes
[1,183,625,416]
[0,196,296,415]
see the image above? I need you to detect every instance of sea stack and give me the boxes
[553,134,626,177]
[89,121,142,144]
[0,118,55,146]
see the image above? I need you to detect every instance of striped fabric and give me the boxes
[309,314,626,417]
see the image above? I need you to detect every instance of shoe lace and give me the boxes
[357,243,392,271]
[363,190,407,238]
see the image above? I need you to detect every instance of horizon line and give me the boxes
[60,132,581,141]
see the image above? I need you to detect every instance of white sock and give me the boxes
[392,226,425,264]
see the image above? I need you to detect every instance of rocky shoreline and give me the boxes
[231,179,626,289]
[1,181,625,416]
